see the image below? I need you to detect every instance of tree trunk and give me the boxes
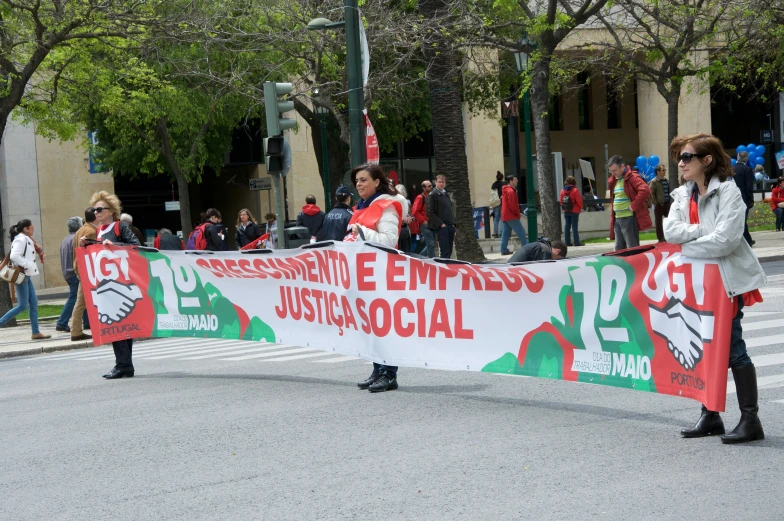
[0,113,17,324]
[665,87,681,187]
[420,0,485,262]
[173,170,193,238]
[530,56,561,241]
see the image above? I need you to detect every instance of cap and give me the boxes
[336,186,352,197]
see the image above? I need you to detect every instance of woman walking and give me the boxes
[0,220,51,340]
[491,172,505,238]
[345,164,408,393]
[770,177,784,231]
[89,191,141,379]
[235,208,262,248]
[664,133,766,444]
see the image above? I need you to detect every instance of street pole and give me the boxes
[319,117,332,212]
[523,89,537,241]
[272,173,287,249]
[506,97,522,211]
[344,0,366,168]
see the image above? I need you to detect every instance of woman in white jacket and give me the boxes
[664,133,766,444]
[345,164,408,393]
[0,219,51,339]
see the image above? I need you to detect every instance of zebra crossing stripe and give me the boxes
[142,342,278,360]
[727,374,784,394]
[742,319,784,332]
[181,344,300,360]
[263,352,343,362]
[75,340,225,360]
[219,347,310,361]
[313,355,360,363]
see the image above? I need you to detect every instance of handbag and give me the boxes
[0,251,26,285]
[489,188,501,208]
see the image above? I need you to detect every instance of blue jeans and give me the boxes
[501,219,527,253]
[774,208,784,230]
[729,297,751,368]
[437,224,456,259]
[0,277,40,334]
[564,212,581,246]
[57,276,79,328]
[492,206,501,235]
[420,226,436,258]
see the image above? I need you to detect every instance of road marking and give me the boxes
[743,311,783,318]
[313,355,360,363]
[751,352,784,368]
[219,346,307,361]
[727,374,784,394]
[741,319,784,332]
[772,399,784,404]
[143,342,282,360]
[745,335,780,348]
[182,344,300,360]
[263,352,342,362]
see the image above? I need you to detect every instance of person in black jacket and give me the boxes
[426,174,455,258]
[296,195,325,240]
[317,186,354,241]
[203,208,228,251]
[733,151,755,246]
[88,190,141,380]
[235,208,262,248]
[507,239,567,263]
[491,171,505,238]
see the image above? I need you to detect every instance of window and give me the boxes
[577,72,593,130]
[606,82,621,129]
[548,95,564,131]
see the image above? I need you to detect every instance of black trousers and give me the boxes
[113,339,134,370]
[743,207,753,246]
[372,362,397,379]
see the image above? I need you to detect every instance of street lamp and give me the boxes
[513,45,537,242]
[307,1,366,168]
[314,104,332,212]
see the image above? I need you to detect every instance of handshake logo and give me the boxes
[649,298,715,371]
[91,280,143,325]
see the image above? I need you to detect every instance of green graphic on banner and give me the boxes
[142,252,276,341]
[482,257,656,392]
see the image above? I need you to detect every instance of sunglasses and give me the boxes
[93,207,107,213]
[677,152,707,164]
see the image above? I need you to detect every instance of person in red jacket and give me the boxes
[771,177,784,231]
[559,176,583,246]
[607,155,653,250]
[411,180,435,257]
[500,175,527,255]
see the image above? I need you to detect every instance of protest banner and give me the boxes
[76,242,734,411]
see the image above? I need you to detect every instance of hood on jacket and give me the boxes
[301,204,322,216]
[502,184,516,194]
[371,193,410,215]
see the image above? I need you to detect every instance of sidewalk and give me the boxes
[1,230,782,361]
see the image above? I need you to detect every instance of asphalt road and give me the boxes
[2,265,784,520]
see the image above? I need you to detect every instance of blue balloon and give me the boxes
[756,156,765,166]
[736,145,747,153]
[636,155,647,168]
[748,152,758,163]
[648,155,660,167]
[756,145,766,156]
[747,143,756,151]
[732,158,737,166]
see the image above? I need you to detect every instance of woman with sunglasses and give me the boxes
[664,133,766,444]
[88,191,141,379]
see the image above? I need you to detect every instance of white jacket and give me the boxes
[355,194,409,248]
[9,234,39,277]
[664,176,766,298]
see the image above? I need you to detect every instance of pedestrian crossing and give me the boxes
[40,338,366,365]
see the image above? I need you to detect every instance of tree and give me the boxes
[591,0,754,186]
[458,0,611,241]
[0,0,162,321]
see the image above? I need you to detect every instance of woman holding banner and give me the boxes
[664,133,766,444]
[345,163,409,393]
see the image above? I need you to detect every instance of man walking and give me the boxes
[412,180,435,257]
[733,150,755,246]
[296,195,325,241]
[55,217,84,333]
[70,208,97,340]
[649,165,671,243]
[500,175,527,255]
[426,174,455,258]
[318,186,354,241]
[607,155,652,250]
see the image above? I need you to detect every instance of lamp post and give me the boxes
[307,1,366,168]
[314,105,332,212]
[514,47,537,242]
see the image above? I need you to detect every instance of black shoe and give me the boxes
[751,240,756,246]
[680,405,725,438]
[501,251,513,255]
[358,373,380,390]
[55,325,71,333]
[71,333,92,341]
[102,368,135,379]
[368,375,398,393]
[574,243,585,247]
[565,243,573,247]
[722,365,764,444]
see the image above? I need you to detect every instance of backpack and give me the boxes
[489,188,501,208]
[561,190,574,212]
[186,223,209,250]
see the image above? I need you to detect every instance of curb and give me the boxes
[0,340,94,360]
[760,255,784,264]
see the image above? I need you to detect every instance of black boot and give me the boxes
[722,364,765,444]
[357,372,380,390]
[680,406,725,438]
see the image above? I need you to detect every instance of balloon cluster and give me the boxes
[731,144,766,167]
[635,155,660,182]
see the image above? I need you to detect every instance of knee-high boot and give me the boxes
[721,364,764,444]
[681,405,724,438]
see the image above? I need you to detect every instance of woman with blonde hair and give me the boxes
[235,208,262,248]
[87,191,141,379]
[664,133,766,443]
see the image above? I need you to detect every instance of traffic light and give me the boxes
[263,82,296,136]
[264,135,288,175]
